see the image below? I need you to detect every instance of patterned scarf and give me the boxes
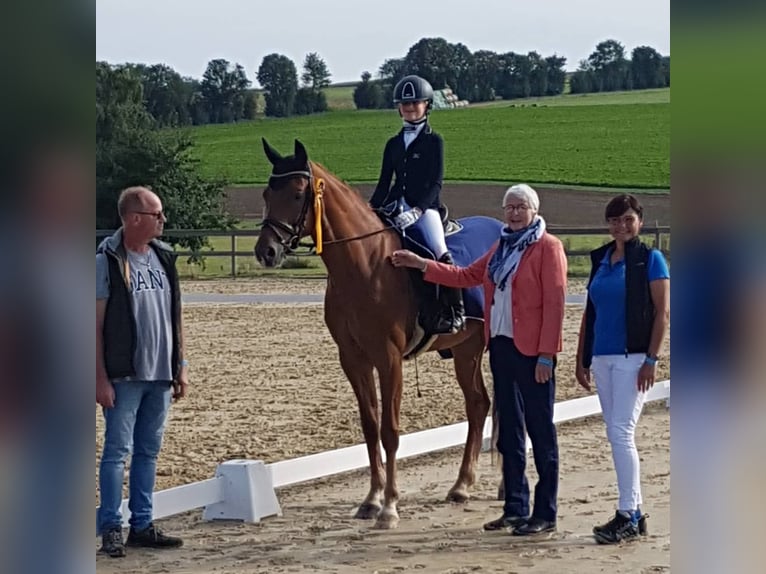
[487,216,546,291]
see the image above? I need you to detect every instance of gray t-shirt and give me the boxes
[96,248,173,382]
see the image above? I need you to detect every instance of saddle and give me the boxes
[376,201,463,241]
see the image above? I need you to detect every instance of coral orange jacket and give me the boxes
[423,232,568,356]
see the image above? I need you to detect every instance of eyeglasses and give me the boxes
[503,204,530,213]
[133,211,165,220]
[607,215,639,226]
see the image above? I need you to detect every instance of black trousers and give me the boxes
[489,336,559,522]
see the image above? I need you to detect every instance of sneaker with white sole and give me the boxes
[593,511,640,544]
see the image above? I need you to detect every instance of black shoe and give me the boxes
[512,517,556,536]
[126,523,183,549]
[483,514,528,531]
[99,526,126,558]
[593,511,640,544]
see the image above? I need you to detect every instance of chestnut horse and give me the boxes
[255,139,496,529]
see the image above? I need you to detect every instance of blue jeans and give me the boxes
[489,336,559,522]
[97,381,172,533]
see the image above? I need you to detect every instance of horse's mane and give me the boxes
[308,160,387,236]
[310,161,368,207]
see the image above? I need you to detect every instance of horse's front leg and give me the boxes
[337,346,384,520]
[374,350,404,529]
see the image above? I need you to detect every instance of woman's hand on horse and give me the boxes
[391,250,426,271]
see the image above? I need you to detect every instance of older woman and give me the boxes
[391,184,567,535]
[575,193,670,544]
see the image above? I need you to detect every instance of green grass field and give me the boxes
[323,85,355,110]
[187,99,669,189]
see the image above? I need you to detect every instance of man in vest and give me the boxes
[96,186,187,557]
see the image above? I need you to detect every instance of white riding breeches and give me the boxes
[400,200,448,259]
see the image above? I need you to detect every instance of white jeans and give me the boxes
[591,353,647,511]
[400,200,448,259]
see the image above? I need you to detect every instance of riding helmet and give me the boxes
[392,75,434,107]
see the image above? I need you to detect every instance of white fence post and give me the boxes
[202,460,282,523]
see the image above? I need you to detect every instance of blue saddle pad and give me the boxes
[401,215,503,321]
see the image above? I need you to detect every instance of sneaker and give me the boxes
[99,526,126,558]
[126,523,183,549]
[593,511,639,544]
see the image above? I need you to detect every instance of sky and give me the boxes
[96,0,669,86]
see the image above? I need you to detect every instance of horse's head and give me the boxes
[255,138,314,267]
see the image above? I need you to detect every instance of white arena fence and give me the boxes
[116,380,670,526]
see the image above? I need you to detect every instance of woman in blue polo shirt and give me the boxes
[575,194,670,544]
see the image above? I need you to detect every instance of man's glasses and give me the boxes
[134,211,165,220]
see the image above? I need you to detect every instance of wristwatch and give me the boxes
[644,353,658,366]
[180,359,190,368]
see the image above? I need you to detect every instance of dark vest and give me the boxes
[582,238,654,368]
[102,242,181,380]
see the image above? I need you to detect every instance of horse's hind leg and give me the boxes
[447,328,491,503]
[338,346,384,520]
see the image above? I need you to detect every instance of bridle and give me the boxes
[260,167,316,252]
[260,164,391,254]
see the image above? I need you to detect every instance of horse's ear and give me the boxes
[262,138,283,165]
[294,139,308,165]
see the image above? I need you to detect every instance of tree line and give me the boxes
[98,37,669,126]
[355,38,668,109]
[96,51,332,128]
[569,40,670,93]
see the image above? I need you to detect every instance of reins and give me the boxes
[321,226,392,246]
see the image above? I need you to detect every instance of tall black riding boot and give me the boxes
[437,252,465,333]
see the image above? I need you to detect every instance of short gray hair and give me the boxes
[503,184,540,213]
[118,186,152,219]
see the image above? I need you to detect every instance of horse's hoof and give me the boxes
[373,510,400,529]
[354,502,382,520]
[446,488,470,504]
